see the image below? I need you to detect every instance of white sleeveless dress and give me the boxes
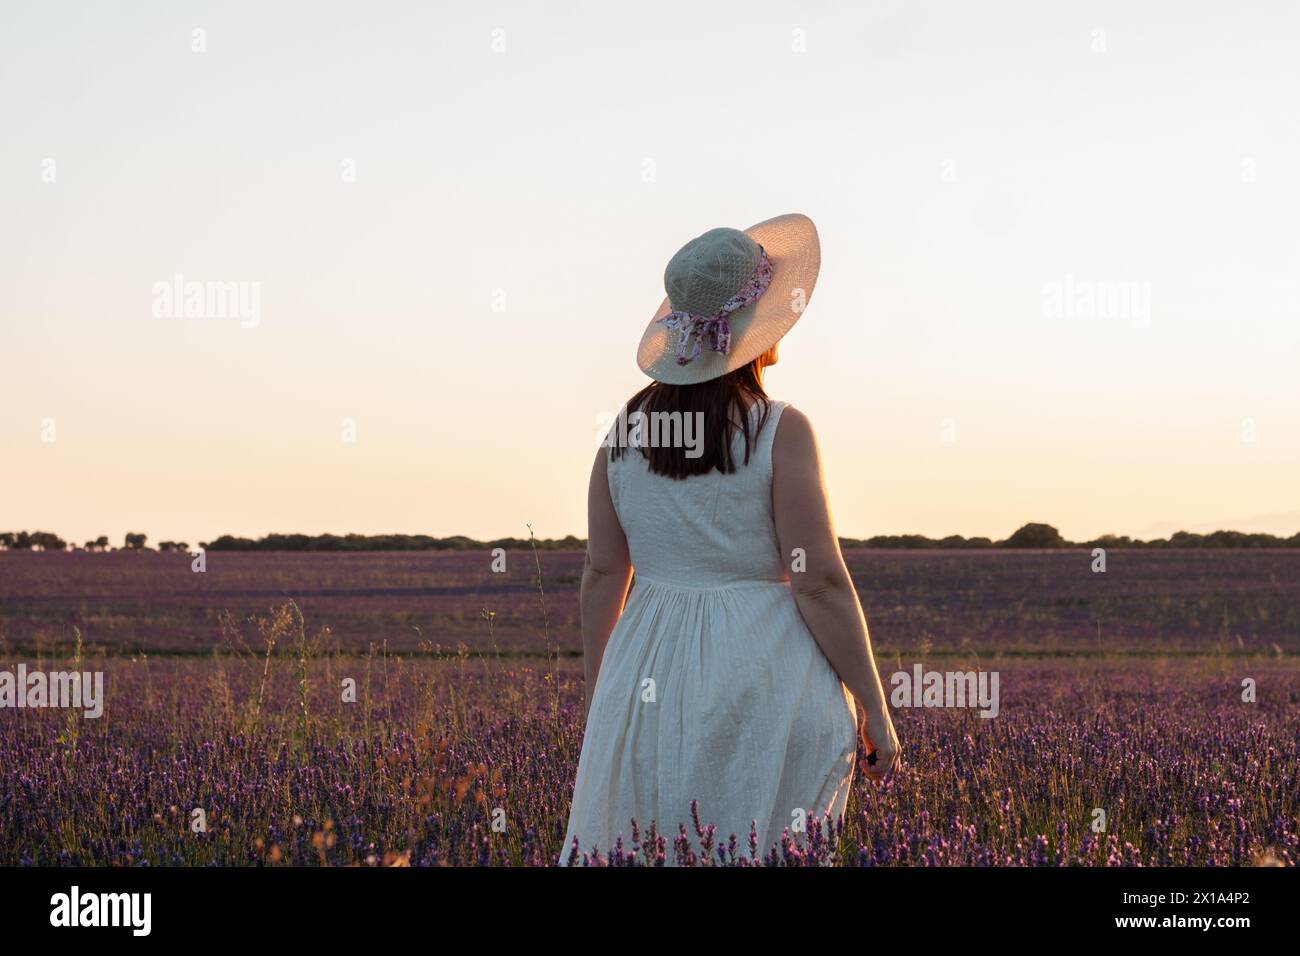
[560,399,858,864]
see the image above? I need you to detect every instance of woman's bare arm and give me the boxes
[579,446,633,721]
[772,406,899,780]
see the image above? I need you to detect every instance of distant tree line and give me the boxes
[839,522,1300,550]
[3,523,1298,553]
[199,532,588,551]
[199,523,1300,550]
[0,531,70,551]
[0,531,187,552]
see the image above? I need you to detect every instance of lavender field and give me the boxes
[2,548,1297,654]
[1,550,1297,866]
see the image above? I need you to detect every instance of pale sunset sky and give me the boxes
[2,1,1297,546]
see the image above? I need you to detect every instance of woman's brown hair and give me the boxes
[608,358,771,479]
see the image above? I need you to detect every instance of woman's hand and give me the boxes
[859,706,900,783]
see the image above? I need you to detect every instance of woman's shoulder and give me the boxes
[767,398,805,429]
[770,402,817,456]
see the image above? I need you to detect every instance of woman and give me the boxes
[561,213,899,864]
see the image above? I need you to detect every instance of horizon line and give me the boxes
[4,523,1299,552]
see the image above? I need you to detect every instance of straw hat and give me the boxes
[637,212,821,385]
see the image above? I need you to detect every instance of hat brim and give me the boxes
[636,212,821,385]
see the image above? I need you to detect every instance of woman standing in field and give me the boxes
[560,213,900,864]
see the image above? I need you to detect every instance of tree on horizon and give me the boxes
[1002,523,1066,548]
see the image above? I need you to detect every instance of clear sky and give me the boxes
[2,0,1297,547]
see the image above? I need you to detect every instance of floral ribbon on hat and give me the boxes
[658,247,774,365]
